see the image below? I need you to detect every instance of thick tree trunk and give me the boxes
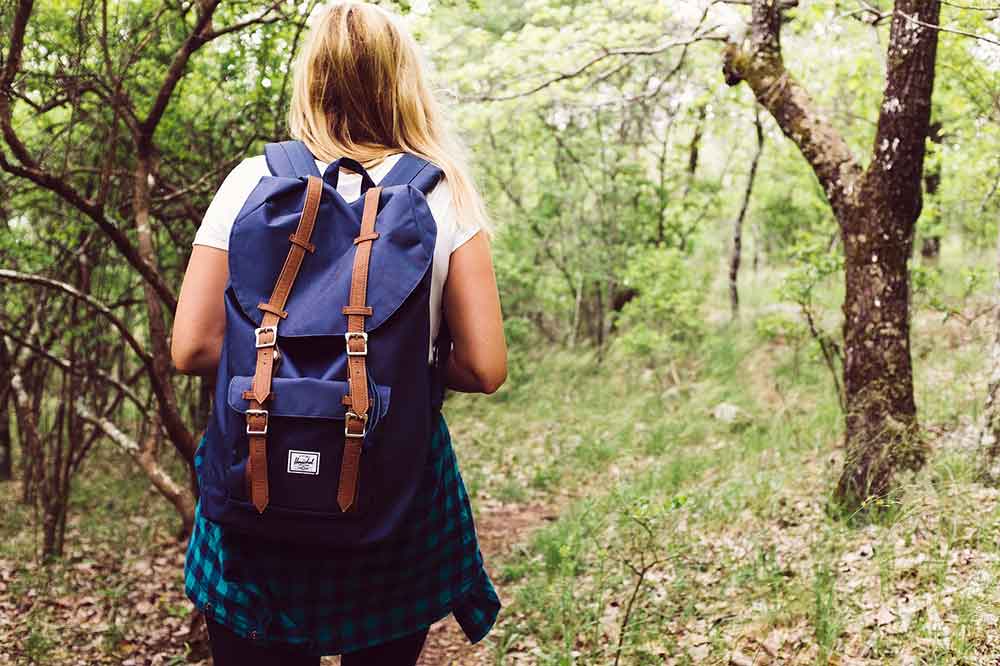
[835,1,939,505]
[723,0,941,509]
[837,196,922,503]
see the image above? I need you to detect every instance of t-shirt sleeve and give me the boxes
[425,178,481,254]
[192,157,264,251]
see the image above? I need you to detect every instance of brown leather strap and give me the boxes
[353,232,380,244]
[246,175,324,513]
[257,303,288,319]
[288,234,316,253]
[337,185,381,512]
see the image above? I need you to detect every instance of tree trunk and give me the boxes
[730,110,764,320]
[837,194,922,504]
[0,347,12,481]
[835,2,939,506]
[920,121,943,260]
[978,215,1000,480]
[723,0,941,510]
[686,104,707,187]
[132,151,196,464]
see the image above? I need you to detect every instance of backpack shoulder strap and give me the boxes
[378,153,444,194]
[264,140,322,178]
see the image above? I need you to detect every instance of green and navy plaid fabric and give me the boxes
[184,412,500,656]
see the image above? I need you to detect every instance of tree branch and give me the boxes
[0,270,152,363]
[0,269,196,462]
[473,30,727,103]
[0,0,176,309]
[138,0,222,142]
[76,401,195,537]
[721,0,862,220]
[0,153,178,310]
[0,0,33,91]
[0,330,145,408]
[203,1,290,39]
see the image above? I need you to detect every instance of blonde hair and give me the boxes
[288,1,489,232]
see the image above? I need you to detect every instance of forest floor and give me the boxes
[6,243,1000,665]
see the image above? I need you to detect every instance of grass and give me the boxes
[441,244,1000,664]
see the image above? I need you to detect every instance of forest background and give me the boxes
[3,0,1000,664]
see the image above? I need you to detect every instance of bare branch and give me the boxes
[0,270,152,363]
[0,330,145,407]
[472,30,727,103]
[138,0,222,142]
[896,7,1000,47]
[0,269,196,462]
[203,1,291,39]
[0,0,32,91]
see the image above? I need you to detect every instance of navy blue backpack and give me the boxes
[197,140,450,546]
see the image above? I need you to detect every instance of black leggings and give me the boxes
[205,617,429,665]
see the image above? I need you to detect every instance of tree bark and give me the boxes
[723,0,941,509]
[836,1,939,505]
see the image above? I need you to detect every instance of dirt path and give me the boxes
[413,501,555,666]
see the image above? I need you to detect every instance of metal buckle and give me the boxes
[255,325,278,349]
[246,409,269,435]
[345,331,368,356]
[344,410,368,438]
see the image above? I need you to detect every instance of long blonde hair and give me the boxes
[288,1,489,232]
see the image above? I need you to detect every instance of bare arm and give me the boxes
[172,245,229,375]
[443,231,507,394]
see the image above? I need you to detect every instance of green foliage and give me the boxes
[754,166,832,260]
[779,230,844,310]
[615,247,706,361]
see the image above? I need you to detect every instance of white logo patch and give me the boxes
[287,450,320,475]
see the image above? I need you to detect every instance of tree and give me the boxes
[0,0,313,552]
[722,0,942,510]
[729,108,764,320]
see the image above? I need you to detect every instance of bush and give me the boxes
[613,247,706,362]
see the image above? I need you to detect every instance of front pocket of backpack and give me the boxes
[224,375,390,514]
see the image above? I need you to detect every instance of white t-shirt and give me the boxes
[193,153,480,361]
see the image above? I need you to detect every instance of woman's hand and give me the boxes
[443,231,507,394]
[172,245,229,375]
